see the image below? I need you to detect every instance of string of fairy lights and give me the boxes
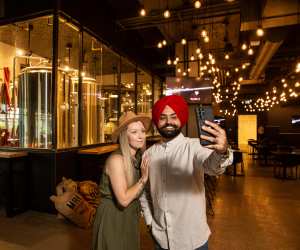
[242,67,300,113]
[168,42,251,117]
[137,1,299,117]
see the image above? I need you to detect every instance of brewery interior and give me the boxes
[0,0,300,249]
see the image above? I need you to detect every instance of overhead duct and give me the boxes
[249,40,283,80]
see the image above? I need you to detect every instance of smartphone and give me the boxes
[195,104,215,146]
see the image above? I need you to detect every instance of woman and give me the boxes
[92,111,151,250]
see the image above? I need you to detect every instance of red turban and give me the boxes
[152,95,189,127]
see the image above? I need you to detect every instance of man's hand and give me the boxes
[200,120,228,154]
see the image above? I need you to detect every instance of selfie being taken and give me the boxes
[0,0,300,250]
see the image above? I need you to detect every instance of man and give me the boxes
[140,95,233,250]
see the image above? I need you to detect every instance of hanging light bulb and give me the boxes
[256,26,264,37]
[204,36,209,43]
[162,40,167,46]
[167,58,172,65]
[175,56,179,61]
[194,0,201,8]
[201,28,207,37]
[196,48,201,54]
[198,53,203,59]
[248,47,254,55]
[173,60,177,65]
[157,42,162,48]
[225,53,230,60]
[140,8,146,16]
[190,55,195,61]
[177,68,181,73]
[163,9,171,18]
[181,38,187,45]
[241,43,247,50]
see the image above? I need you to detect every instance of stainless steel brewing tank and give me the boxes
[72,76,98,145]
[18,67,52,148]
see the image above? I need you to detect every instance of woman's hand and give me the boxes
[140,153,150,184]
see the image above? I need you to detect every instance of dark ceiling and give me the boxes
[102,0,300,98]
[2,0,300,96]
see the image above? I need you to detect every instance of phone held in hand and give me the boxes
[195,104,215,146]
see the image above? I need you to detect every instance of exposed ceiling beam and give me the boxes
[241,0,300,31]
[240,79,264,85]
[249,40,283,80]
[241,12,300,31]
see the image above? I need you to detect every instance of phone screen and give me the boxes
[195,105,215,146]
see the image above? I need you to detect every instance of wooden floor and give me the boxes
[1,153,300,250]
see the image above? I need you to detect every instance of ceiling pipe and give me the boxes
[249,40,283,80]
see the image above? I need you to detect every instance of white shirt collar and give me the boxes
[160,133,185,147]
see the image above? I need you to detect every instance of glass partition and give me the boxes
[137,68,152,115]
[100,47,120,142]
[0,13,160,149]
[0,15,53,148]
[81,32,105,144]
[120,58,135,115]
[153,76,161,104]
[57,17,80,148]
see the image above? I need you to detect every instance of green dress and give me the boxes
[92,150,142,250]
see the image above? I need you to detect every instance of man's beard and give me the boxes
[157,124,181,139]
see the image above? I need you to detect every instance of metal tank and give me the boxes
[18,66,53,148]
[18,66,104,148]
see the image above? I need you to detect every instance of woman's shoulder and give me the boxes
[107,151,123,164]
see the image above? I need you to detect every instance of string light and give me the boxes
[256,26,264,37]
[241,43,247,50]
[140,8,146,16]
[194,0,201,8]
[163,9,171,18]
[201,28,207,37]
[248,48,254,55]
